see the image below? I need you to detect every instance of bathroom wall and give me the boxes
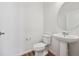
[18,2,44,55]
[0,2,43,56]
[43,2,64,55]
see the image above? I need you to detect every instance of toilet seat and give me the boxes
[33,42,47,51]
[33,42,48,56]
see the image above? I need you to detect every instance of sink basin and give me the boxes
[53,33,79,43]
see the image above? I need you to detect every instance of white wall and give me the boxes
[0,2,43,56]
[17,2,44,55]
[43,2,64,55]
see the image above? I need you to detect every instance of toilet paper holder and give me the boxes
[0,32,5,36]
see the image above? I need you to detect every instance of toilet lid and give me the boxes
[34,42,47,48]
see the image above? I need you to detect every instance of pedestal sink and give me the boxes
[53,33,79,56]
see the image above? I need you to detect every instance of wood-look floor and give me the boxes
[22,50,55,56]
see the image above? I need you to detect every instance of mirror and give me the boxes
[57,2,79,33]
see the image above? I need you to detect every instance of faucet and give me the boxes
[62,31,69,37]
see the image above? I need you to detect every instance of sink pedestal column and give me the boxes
[60,41,68,56]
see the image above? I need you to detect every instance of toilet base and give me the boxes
[35,50,48,56]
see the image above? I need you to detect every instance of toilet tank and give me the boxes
[42,34,51,45]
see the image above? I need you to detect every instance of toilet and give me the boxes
[33,33,51,56]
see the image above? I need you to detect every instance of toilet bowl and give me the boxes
[33,42,48,56]
[33,34,51,56]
